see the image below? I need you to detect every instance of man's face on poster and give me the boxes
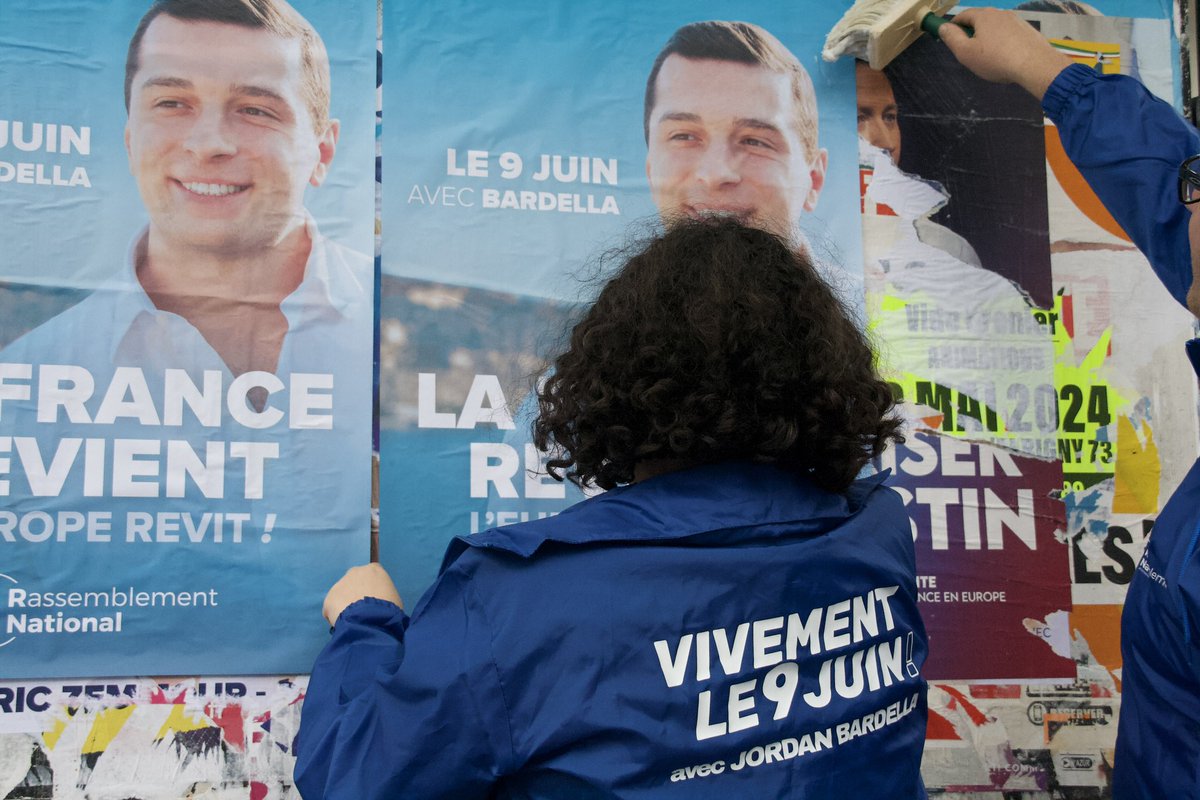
[645,54,827,238]
[856,62,900,164]
[125,14,337,255]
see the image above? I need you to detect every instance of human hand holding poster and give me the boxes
[0,0,376,677]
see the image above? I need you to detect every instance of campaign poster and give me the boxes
[858,26,1075,681]
[379,1,866,603]
[881,434,1072,680]
[0,0,377,677]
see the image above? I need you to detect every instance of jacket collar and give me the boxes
[443,461,889,566]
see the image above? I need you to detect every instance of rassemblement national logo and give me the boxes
[2,572,219,647]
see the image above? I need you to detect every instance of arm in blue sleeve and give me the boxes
[1175,523,1200,681]
[293,568,516,800]
[1042,63,1200,308]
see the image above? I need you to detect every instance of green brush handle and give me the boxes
[921,13,974,40]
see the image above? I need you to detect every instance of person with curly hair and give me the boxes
[295,219,929,799]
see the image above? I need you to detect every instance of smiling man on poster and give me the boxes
[0,0,372,677]
[119,0,349,380]
[643,21,828,247]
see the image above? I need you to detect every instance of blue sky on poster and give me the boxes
[0,1,376,291]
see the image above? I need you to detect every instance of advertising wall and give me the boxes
[0,0,1192,796]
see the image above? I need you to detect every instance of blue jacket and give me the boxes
[1044,64,1200,798]
[294,461,928,798]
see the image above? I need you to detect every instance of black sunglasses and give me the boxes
[1179,154,1200,204]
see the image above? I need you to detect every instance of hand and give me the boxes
[939,8,1073,100]
[323,563,403,626]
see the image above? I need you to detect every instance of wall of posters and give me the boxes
[0,0,1194,797]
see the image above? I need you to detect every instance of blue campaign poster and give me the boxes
[379,1,865,604]
[0,0,377,677]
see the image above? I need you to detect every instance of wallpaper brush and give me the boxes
[823,0,963,70]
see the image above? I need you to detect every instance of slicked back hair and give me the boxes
[644,21,819,162]
[124,0,331,132]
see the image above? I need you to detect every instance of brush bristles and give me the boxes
[823,0,904,61]
[824,0,956,67]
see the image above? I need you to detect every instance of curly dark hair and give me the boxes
[533,219,904,493]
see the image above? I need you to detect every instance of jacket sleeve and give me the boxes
[1173,513,1200,681]
[1042,63,1200,308]
[293,568,516,800]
